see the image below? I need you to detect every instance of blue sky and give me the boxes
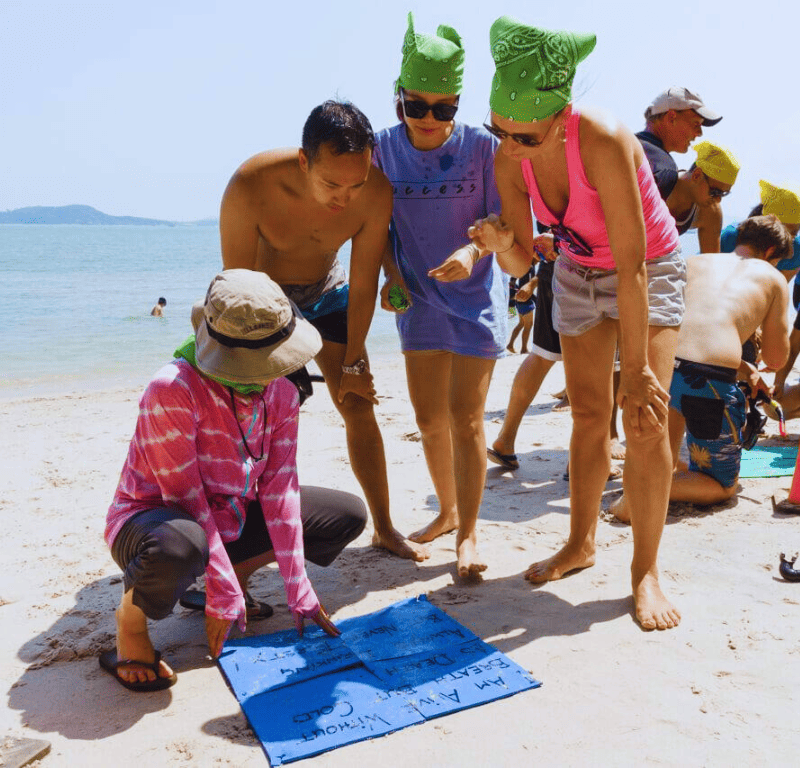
[2,0,798,221]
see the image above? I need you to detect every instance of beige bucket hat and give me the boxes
[191,269,322,385]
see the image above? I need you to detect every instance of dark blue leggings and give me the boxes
[110,486,367,619]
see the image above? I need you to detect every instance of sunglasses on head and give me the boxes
[401,92,459,122]
[551,223,593,259]
[703,174,730,199]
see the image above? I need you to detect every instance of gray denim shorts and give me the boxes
[553,248,685,337]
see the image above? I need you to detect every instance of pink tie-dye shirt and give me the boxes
[105,359,319,627]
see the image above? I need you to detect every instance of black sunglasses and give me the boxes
[703,173,730,199]
[483,112,559,148]
[483,123,541,147]
[401,92,459,122]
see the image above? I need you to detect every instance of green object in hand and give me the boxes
[389,285,410,310]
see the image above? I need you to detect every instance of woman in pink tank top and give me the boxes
[470,18,685,632]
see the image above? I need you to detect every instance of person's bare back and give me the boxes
[678,252,789,370]
[611,224,791,520]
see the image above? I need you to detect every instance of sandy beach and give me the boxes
[2,352,799,767]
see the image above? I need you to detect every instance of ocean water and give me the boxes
[1,224,763,400]
[0,225,400,399]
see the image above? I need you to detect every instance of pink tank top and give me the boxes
[521,107,679,270]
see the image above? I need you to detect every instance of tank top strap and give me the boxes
[564,106,593,194]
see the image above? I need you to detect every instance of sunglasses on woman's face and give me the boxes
[703,173,730,199]
[483,123,543,147]
[483,112,559,148]
[401,93,459,122]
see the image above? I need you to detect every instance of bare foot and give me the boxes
[506,344,515,354]
[552,394,571,412]
[609,494,631,523]
[409,512,458,543]
[633,573,681,630]
[520,347,529,354]
[610,438,626,460]
[456,535,488,580]
[372,528,429,561]
[115,606,174,685]
[524,543,595,583]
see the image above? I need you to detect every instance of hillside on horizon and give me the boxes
[0,204,217,226]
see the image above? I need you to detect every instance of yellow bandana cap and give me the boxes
[693,141,739,186]
[759,180,800,225]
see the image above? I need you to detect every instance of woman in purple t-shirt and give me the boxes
[374,14,527,579]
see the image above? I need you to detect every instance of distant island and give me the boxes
[0,205,217,226]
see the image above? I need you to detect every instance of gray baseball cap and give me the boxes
[644,87,722,126]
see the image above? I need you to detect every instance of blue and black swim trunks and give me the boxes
[669,358,746,489]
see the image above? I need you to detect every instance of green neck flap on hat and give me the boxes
[174,336,264,395]
[489,17,596,122]
[398,12,464,96]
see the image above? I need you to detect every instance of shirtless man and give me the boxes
[612,216,790,519]
[665,141,739,253]
[220,100,426,561]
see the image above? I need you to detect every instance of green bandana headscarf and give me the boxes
[174,336,264,395]
[489,17,596,122]
[398,12,464,95]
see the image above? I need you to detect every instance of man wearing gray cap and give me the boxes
[637,87,723,200]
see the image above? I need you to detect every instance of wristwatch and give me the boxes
[342,359,368,375]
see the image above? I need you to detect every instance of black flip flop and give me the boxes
[99,649,177,692]
[179,589,274,620]
[563,464,622,481]
[487,447,519,470]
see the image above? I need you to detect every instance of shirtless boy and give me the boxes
[220,100,426,561]
[612,216,790,518]
[150,297,166,316]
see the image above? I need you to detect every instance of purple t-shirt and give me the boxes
[373,122,508,358]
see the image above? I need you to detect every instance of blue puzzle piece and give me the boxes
[338,595,477,663]
[218,626,359,700]
[367,638,541,719]
[241,666,424,765]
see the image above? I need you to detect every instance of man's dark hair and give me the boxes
[737,215,792,262]
[748,203,765,218]
[158,297,166,305]
[301,101,375,164]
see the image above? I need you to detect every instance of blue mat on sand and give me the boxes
[217,595,541,765]
[738,445,798,478]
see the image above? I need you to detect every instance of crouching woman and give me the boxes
[99,269,366,691]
